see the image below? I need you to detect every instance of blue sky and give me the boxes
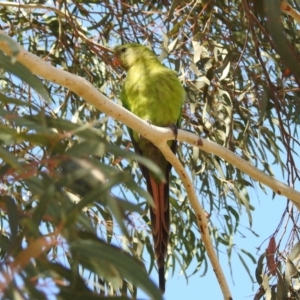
[1,5,296,297]
[163,189,286,300]
[133,161,291,300]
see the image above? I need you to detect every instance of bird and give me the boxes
[113,43,185,293]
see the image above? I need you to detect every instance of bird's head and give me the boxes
[113,43,159,71]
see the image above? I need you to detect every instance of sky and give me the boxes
[1,3,298,299]
[3,48,294,300]
[137,163,292,300]
[165,195,286,299]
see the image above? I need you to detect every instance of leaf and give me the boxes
[167,19,186,36]
[288,241,300,261]
[233,186,253,226]
[168,36,179,52]
[192,41,202,63]
[255,252,266,285]
[227,206,240,231]
[237,252,255,283]
[0,93,38,109]
[167,0,182,20]
[193,77,210,89]
[258,89,269,125]
[262,274,272,300]
[215,60,231,81]
[264,0,300,81]
[0,51,51,103]
[276,269,285,300]
[190,62,202,76]
[71,236,163,300]
[31,182,55,226]
[4,195,19,240]
[58,289,130,300]
[285,258,298,279]
[0,146,22,169]
[240,248,256,264]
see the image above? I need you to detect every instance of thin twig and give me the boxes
[2,31,300,298]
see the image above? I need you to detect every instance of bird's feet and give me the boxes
[146,120,178,139]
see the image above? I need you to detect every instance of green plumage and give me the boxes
[114,43,185,293]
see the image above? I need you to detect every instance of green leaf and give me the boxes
[58,289,130,300]
[0,146,22,169]
[4,195,19,240]
[255,252,266,285]
[264,0,300,82]
[0,51,51,103]
[288,241,300,261]
[71,235,163,300]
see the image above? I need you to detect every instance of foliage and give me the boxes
[0,0,300,298]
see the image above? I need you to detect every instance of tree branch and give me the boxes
[0,31,233,299]
[177,130,300,210]
[2,31,300,299]
[0,2,111,53]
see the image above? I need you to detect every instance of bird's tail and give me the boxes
[148,177,170,294]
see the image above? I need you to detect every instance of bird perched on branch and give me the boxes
[113,43,185,293]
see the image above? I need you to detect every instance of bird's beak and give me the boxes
[112,56,121,67]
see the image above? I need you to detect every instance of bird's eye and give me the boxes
[121,47,126,53]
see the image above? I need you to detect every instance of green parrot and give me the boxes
[113,43,185,293]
